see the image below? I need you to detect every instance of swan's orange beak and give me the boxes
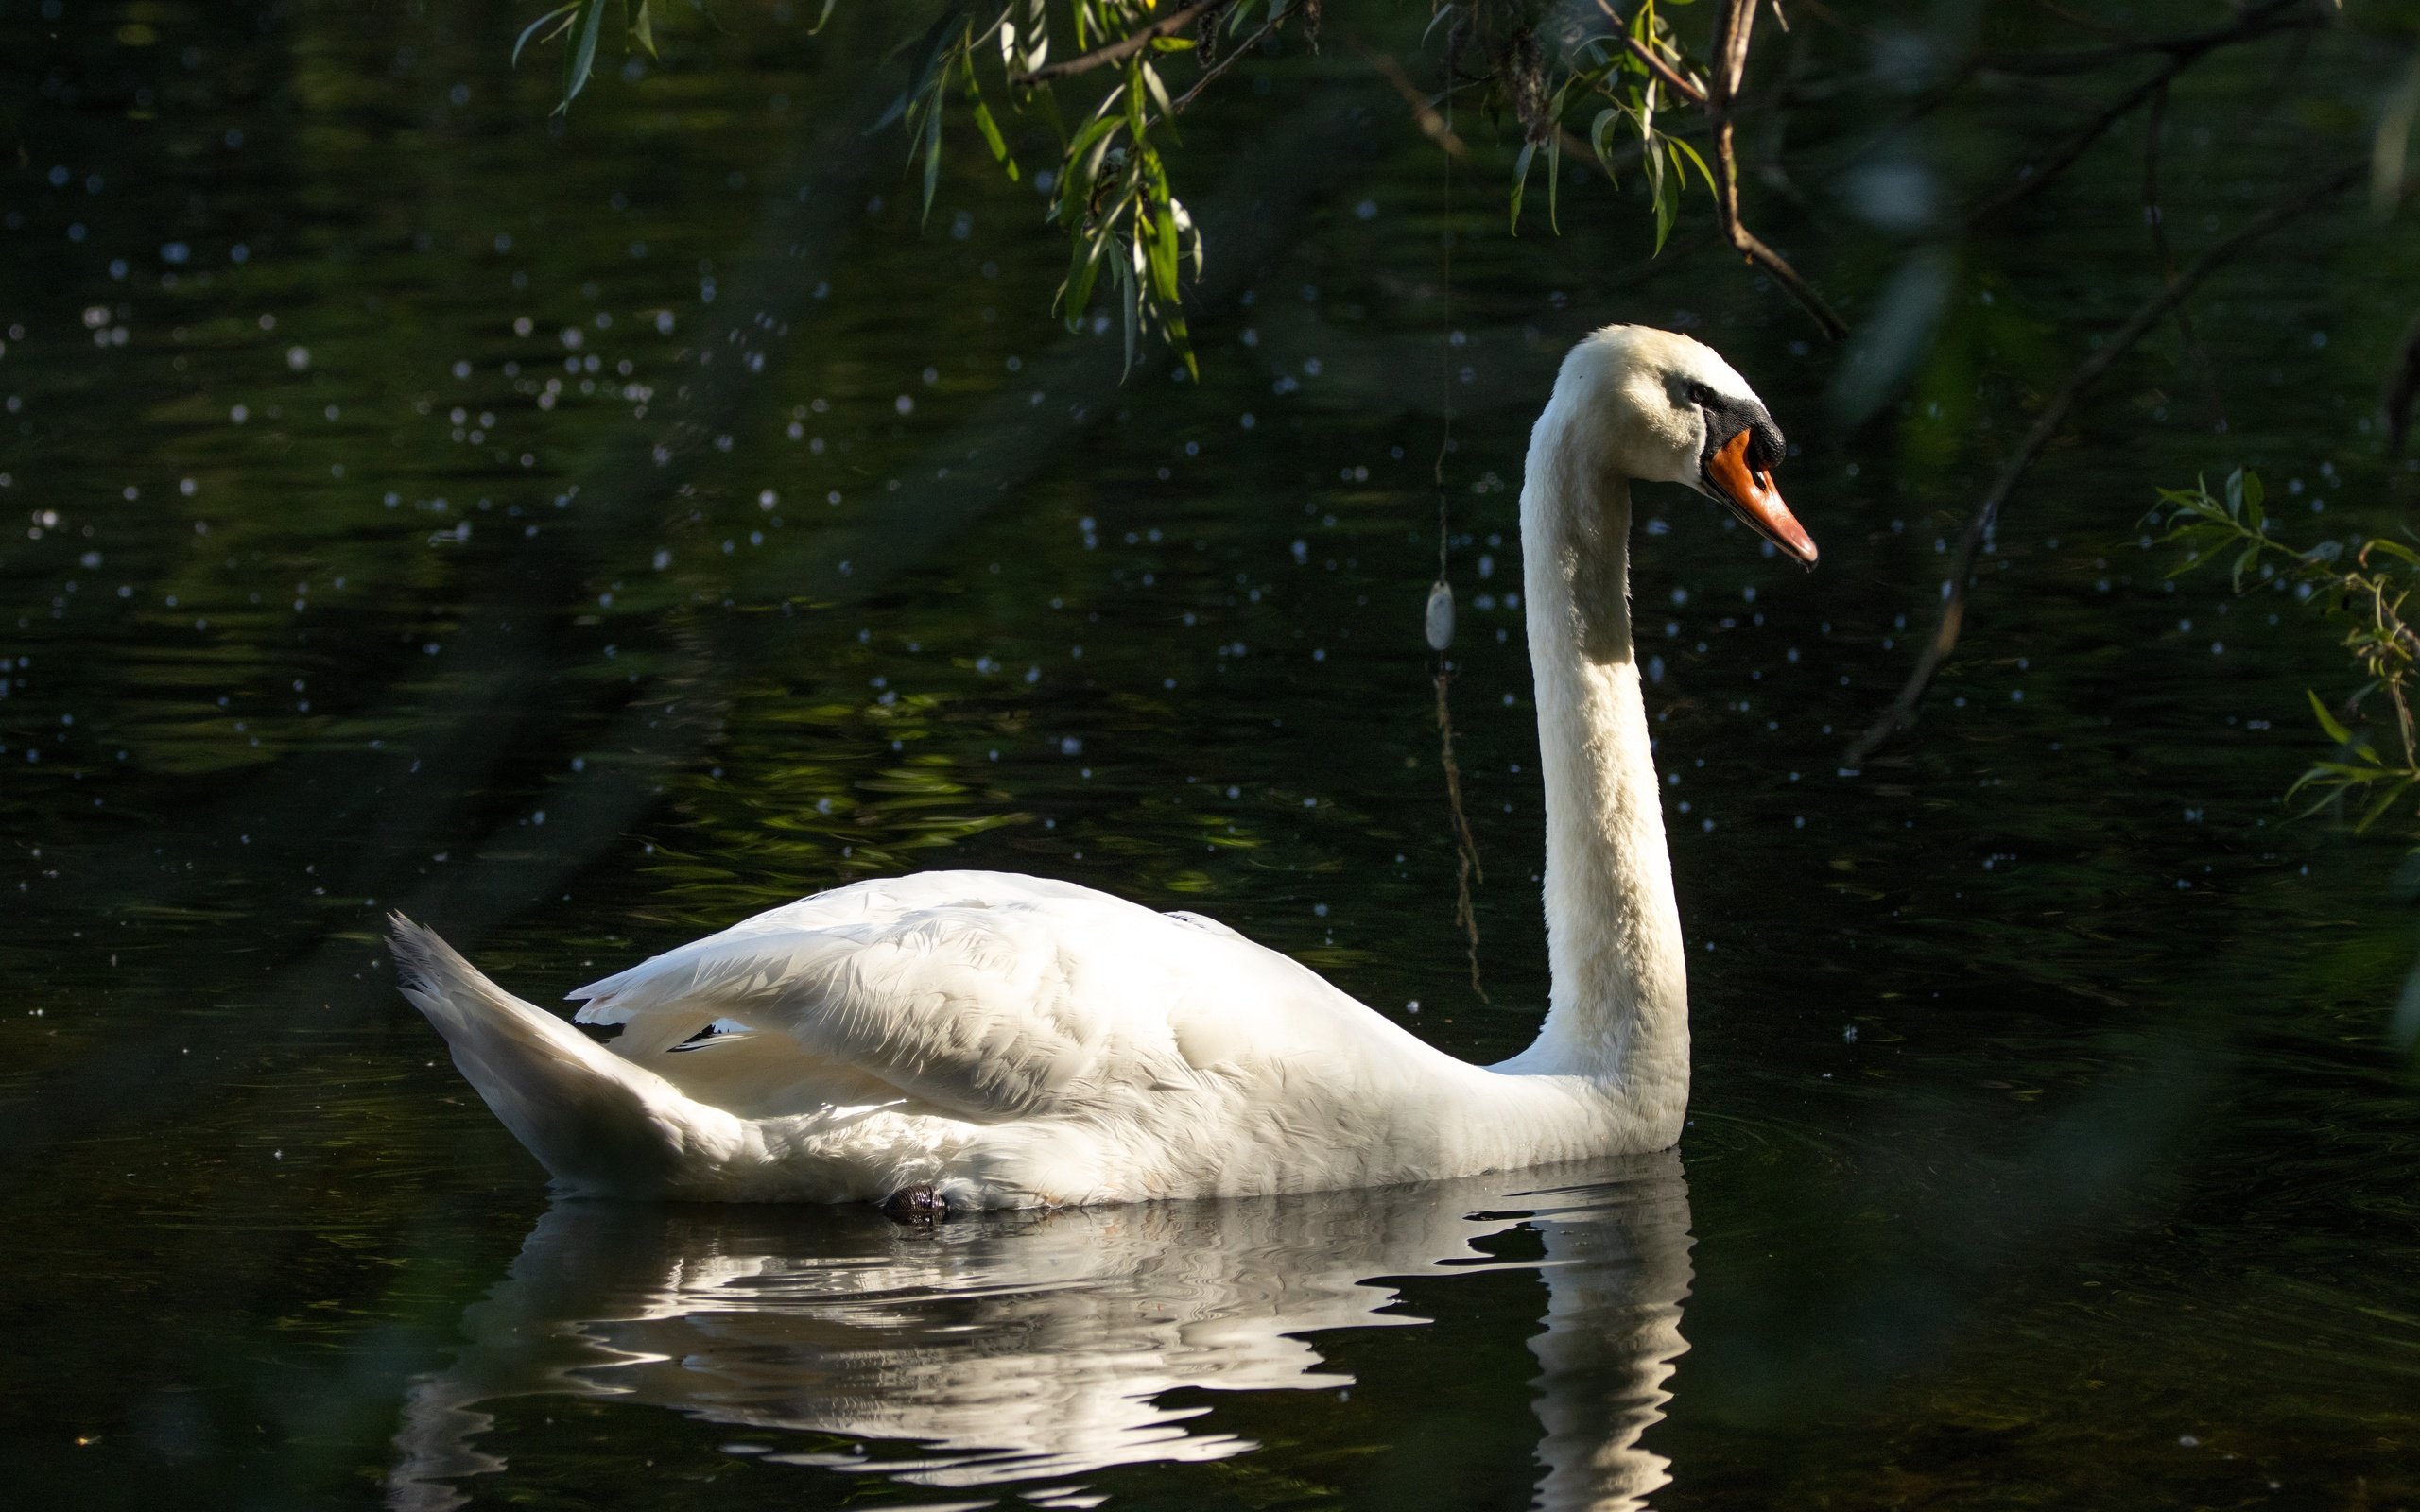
[1705,429,1817,566]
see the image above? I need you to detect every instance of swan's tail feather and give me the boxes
[388,915,728,1194]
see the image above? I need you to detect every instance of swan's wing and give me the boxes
[564,871,1423,1123]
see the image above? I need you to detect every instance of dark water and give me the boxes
[5,3,2418,1507]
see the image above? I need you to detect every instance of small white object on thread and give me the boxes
[1425,580,1456,652]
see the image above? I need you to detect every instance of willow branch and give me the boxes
[1963,58,2185,225]
[1362,46,1469,159]
[1841,160,2368,768]
[1592,0,1706,103]
[1963,0,2318,223]
[1978,0,2315,77]
[1170,8,1277,114]
[1704,0,1847,338]
[1011,0,1225,85]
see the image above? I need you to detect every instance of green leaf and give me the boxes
[2240,469,2265,511]
[513,4,579,68]
[2308,688,2355,746]
[1547,124,1564,233]
[1170,194,1201,277]
[1509,139,1537,233]
[2233,541,2260,593]
[561,0,608,111]
[963,60,1017,179]
[1139,60,1177,132]
[1668,133,1716,196]
[1059,110,1125,226]
[875,6,970,133]
[1063,227,1111,325]
[920,99,944,221]
[1118,243,1140,375]
[628,0,656,59]
[2357,774,2416,832]
[1651,145,1678,254]
[1589,107,1624,185]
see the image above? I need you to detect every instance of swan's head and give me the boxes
[1560,324,1817,566]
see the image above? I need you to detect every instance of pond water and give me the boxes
[4,4,2417,1508]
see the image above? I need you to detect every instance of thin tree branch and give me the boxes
[1436,669,1489,1000]
[1963,57,2184,226]
[1712,0,1757,98]
[1834,0,2316,195]
[1841,160,2369,769]
[1961,0,2318,223]
[1011,0,1226,86]
[1361,45,1470,159]
[1703,0,1847,338]
[1169,9,1275,114]
[1593,0,1706,103]
[2031,0,2141,46]
[1977,0,2315,77]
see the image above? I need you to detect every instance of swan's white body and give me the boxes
[392,325,1806,1210]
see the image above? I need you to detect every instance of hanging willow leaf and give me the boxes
[1668,133,1716,196]
[512,4,579,68]
[963,61,1019,180]
[1590,107,1623,185]
[561,0,608,111]
[1547,118,1564,232]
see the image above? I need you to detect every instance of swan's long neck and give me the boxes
[1499,388,1690,1141]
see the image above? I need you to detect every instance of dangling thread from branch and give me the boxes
[1426,72,1487,1001]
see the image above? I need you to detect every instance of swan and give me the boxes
[388,323,1815,1213]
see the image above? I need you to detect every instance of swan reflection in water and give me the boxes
[390,1153,1693,1510]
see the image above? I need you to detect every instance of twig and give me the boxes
[1958,0,2317,227]
[1435,669,1489,1000]
[2031,0,2140,46]
[1977,0,2313,76]
[1963,56,2184,226]
[1836,0,2313,193]
[1841,160,2368,768]
[1362,45,1469,159]
[1593,0,1709,104]
[1011,0,1225,86]
[1170,8,1280,114]
[1704,0,1848,337]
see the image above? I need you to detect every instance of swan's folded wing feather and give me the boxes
[563,870,1450,1125]
[563,874,1205,1120]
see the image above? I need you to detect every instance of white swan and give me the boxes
[389,324,1815,1211]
